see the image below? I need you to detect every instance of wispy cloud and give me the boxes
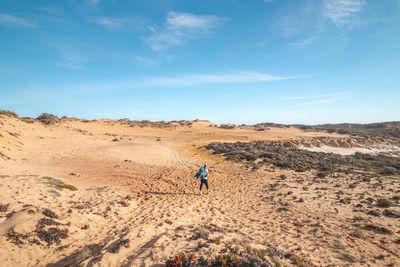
[0,13,36,28]
[55,54,88,70]
[285,92,354,107]
[146,11,222,50]
[83,0,101,7]
[134,55,158,66]
[323,0,365,26]
[296,98,336,107]
[284,92,350,100]
[135,71,294,87]
[50,71,296,93]
[289,36,318,48]
[89,16,147,31]
[90,17,125,29]
[44,38,98,70]
[39,5,65,17]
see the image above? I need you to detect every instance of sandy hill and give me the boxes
[0,113,399,266]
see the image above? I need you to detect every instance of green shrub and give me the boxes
[166,252,195,267]
[211,253,238,266]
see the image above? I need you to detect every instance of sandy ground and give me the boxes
[0,115,399,266]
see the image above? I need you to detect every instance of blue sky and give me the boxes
[0,0,399,124]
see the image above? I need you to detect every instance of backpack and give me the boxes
[195,167,205,179]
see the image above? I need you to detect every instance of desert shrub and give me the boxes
[364,223,392,234]
[349,183,357,189]
[379,166,397,175]
[36,113,60,125]
[350,228,364,238]
[20,117,35,123]
[0,110,18,118]
[166,252,195,267]
[377,198,392,208]
[219,124,235,129]
[361,177,371,182]
[57,184,78,191]
[316,171,328,178]
[339,253,356,263]
[391,195,400,203]
[352,216,364,222]
[211,253,238,266]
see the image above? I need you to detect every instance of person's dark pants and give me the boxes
[200,179,209,191]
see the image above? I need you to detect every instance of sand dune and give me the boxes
[1,115,399,266]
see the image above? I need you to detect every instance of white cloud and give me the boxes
[0,13,35,28]
[90,16,147,31]
[285,92,354,107]
[146,11,221,50]
[285,92,350,100]
[289,36,318,47]
[135,71,294,87]
[323,0,364,26]
[91,17,124,29]
[296,98,335,107]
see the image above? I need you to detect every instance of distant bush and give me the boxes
[219,124,235,129]
[36,113,60,125]
[364,223,392,234]
[316,171,329,178]
[349,183,357,189]
[377,198,392,208]
[0,110,18,118]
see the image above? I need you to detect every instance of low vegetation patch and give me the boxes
[205,141,400,174]
[377,198,392,208]
[41,176,78,192]
[57,184,78,191]
[0,110,18,118]
[166,252,196,267]
[309,122,400,143]
[364,223,392,235]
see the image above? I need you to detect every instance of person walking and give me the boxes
[196,163,209,195]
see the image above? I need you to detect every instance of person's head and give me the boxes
[204,163,207,168]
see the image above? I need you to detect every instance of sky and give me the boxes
[0,0,399,125]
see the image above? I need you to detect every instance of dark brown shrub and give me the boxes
[36,113,60,125]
